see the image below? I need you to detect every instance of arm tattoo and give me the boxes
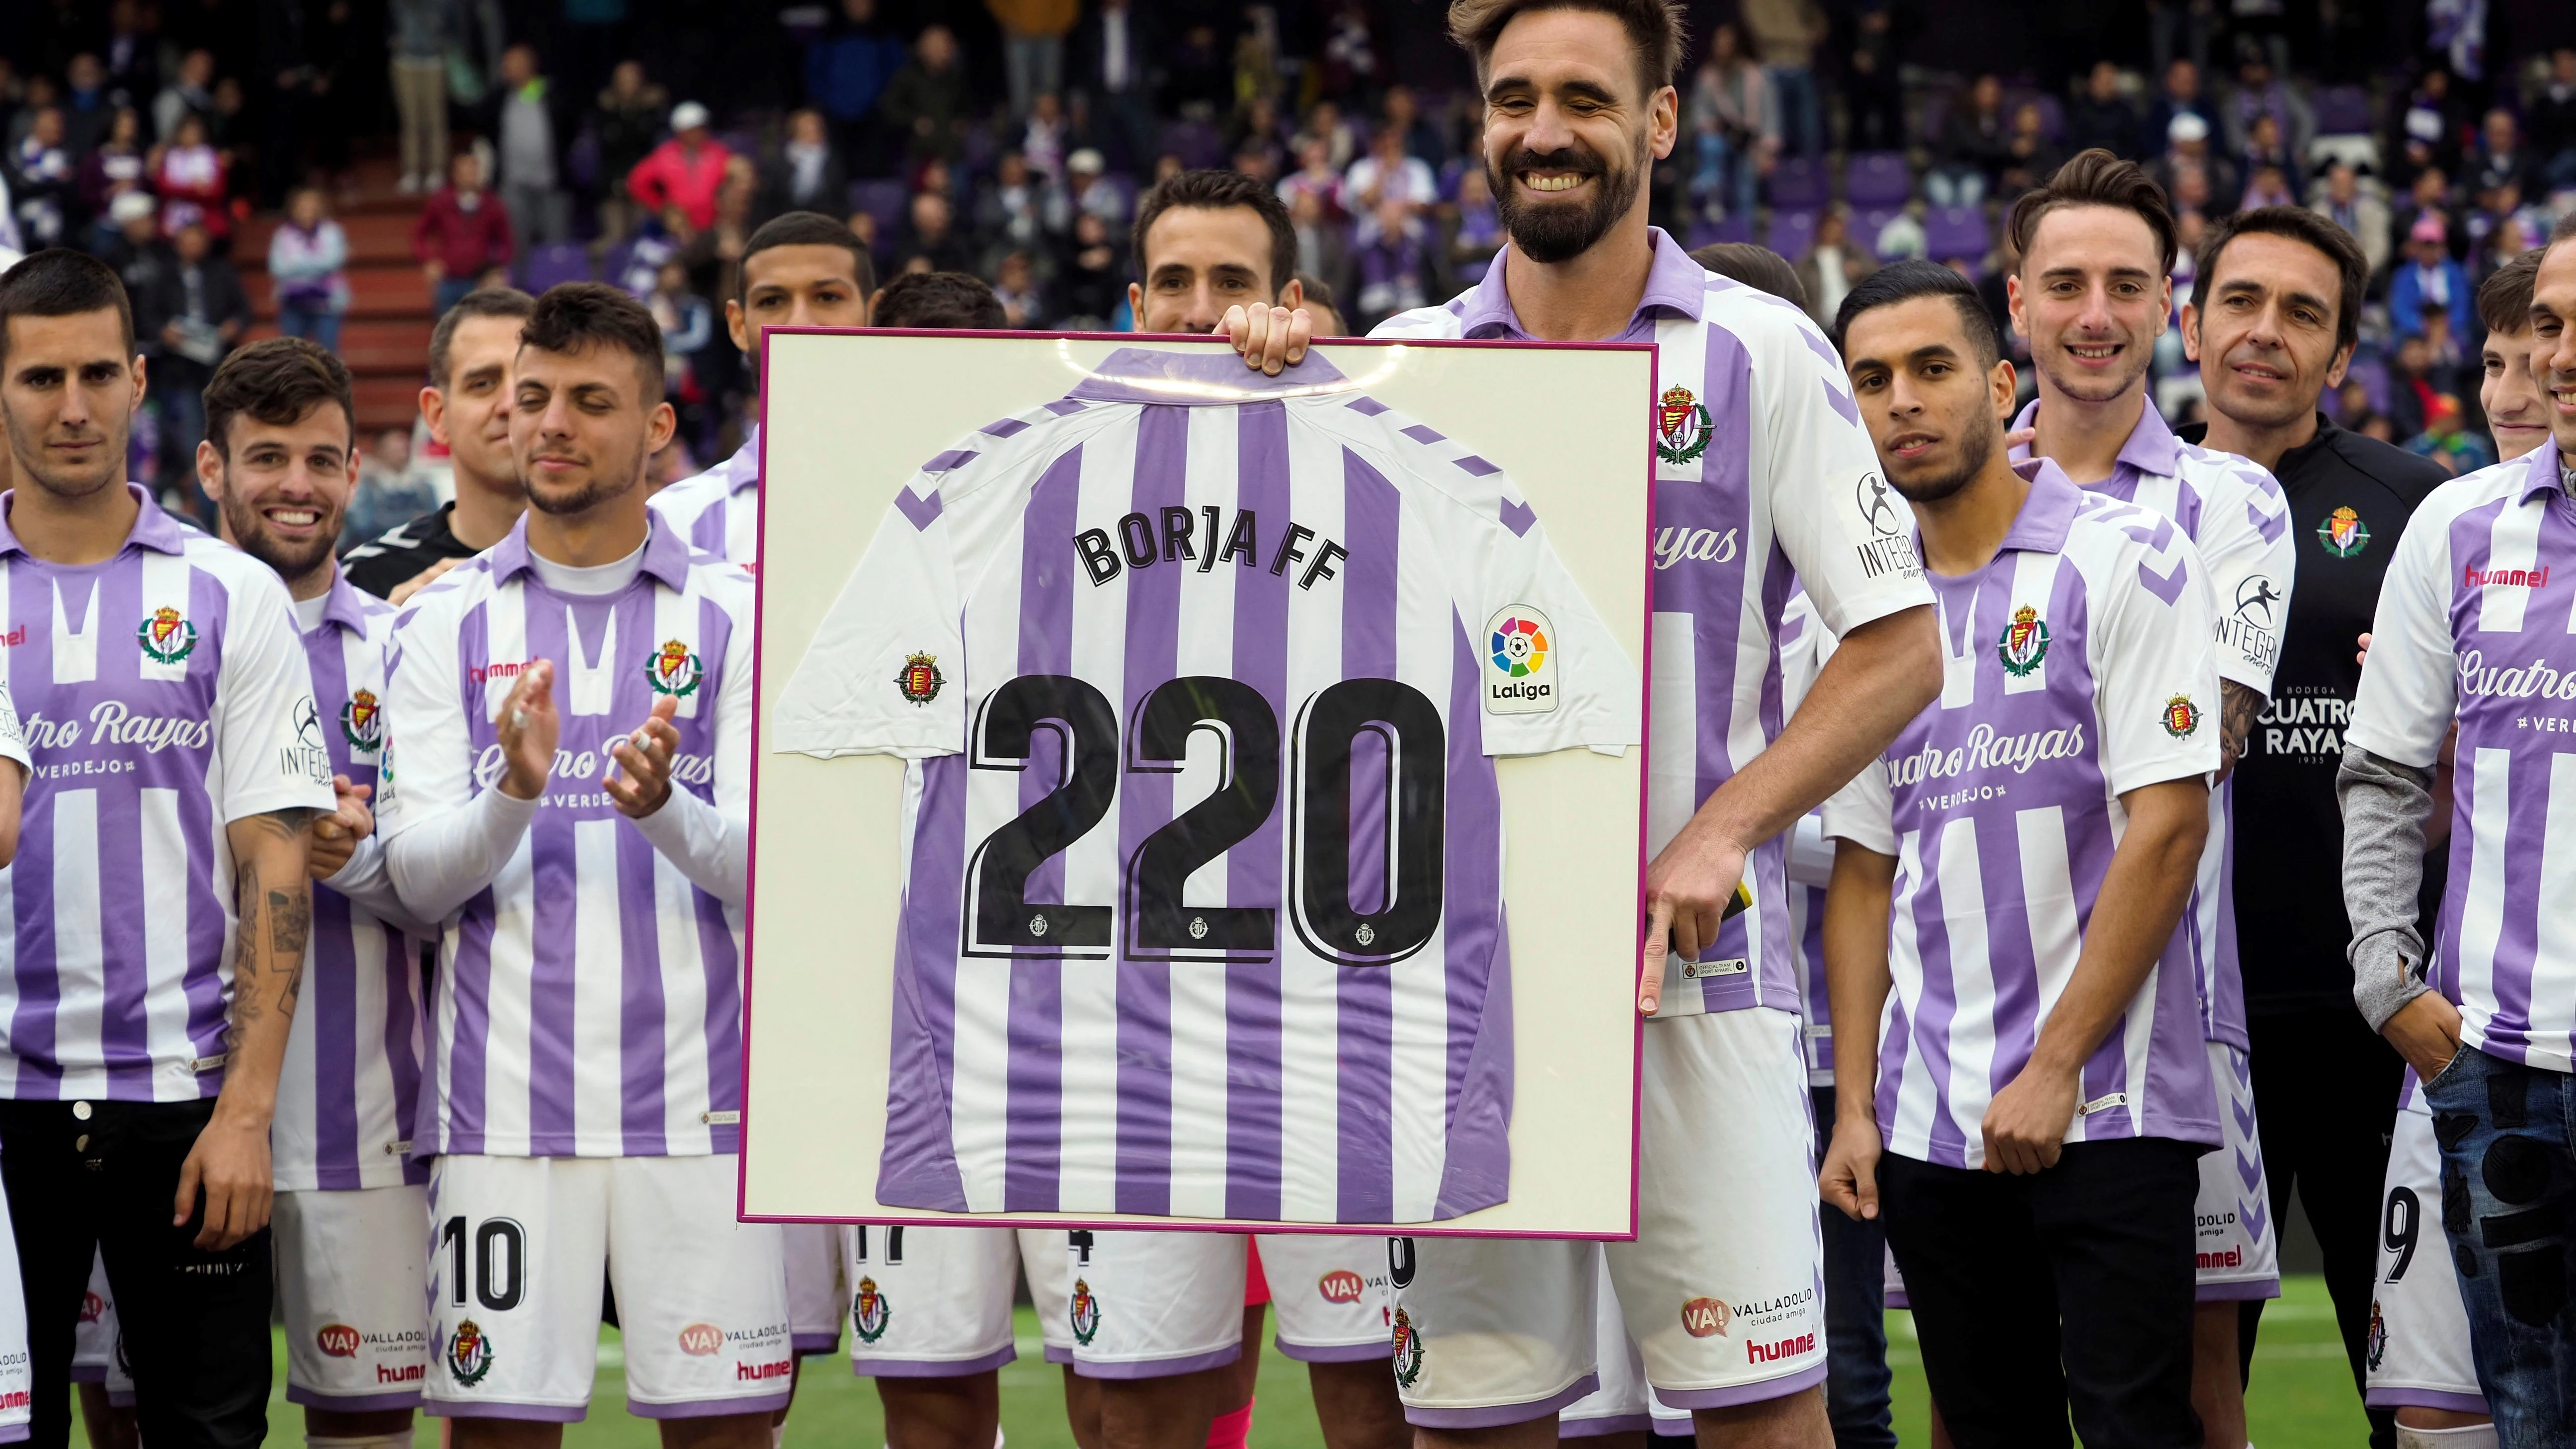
[227,862,262,1054]
[241,806,321,842]
[2220,681,2259,774]
[268,886,310,1016]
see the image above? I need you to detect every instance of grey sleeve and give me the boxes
[2337,743,2437,1032]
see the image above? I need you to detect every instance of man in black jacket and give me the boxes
[2178,205,2451,1449]
[139,220,250,521]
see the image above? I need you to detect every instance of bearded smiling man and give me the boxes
[194,337,436,1449]
[1230,3,1941,1446]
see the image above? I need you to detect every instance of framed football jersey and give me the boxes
[742,332,1653,1236]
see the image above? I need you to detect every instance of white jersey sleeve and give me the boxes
[1820,741,1898,857]
[376,578,479,838]
[1754,314,1930,639]
[2185,452,2297,695]
[771,477,968,761]
[0,677,28,777]
[2346,477,2467,769]
[2092,507,2226,795]
[214,565,337,821]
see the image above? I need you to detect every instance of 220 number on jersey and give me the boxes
[965,673,1443,966]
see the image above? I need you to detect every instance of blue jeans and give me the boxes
[1814,1087,1897,1449]
[276,305,342,354]
[1769,64,1821,159]
[1693,131,1761,220]
[2420,1043,2576,1448]
[433,277,478,317]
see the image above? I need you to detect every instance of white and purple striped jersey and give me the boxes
[377,516,754,1156]
[1778,591,1835,1084]
[2348,445,2576,1072]
[1823,461,2224,1169]
[0,486,335,1101]
[773,345,1641,1224]
[273,576,427,1191]
[2012,402,2293,1051]
[1376,227,1934,1020]
[648,426,759,567]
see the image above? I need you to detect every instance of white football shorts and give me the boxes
[2195,1043,2282,1301]
[69,1250,131,1406]
[1253,1234,1395,1363]
[1556,1246,1692,1438]
[277,1184,432,1409]
[0,1175,32,1441]
[2365,1097,2488,1415]
[784,1224,846,1355]
[1390,1008,1826,1425]
[423,1154,792,1422]
[843,1225,1070,1376]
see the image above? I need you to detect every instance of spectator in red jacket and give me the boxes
[413,150,516,315]
[626,100,734,231]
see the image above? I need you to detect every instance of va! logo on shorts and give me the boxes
[852,1276,890,1344]
[1390,1307,1424,1387]
[1068,1278,1101,1346]
[446,1320,494,1386]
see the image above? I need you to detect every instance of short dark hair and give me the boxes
[0,248,135,368]
[873,271,1008,329]
[2192,205,2369,354]
[1131,168,1299,301]
[1833,257,2004,369]
[739,211,875,305]
[202,336,354,459]
[1448,0,1687,102]
[2551,209,2576,253]
[2006,148,2179,275]
[428,286,535,390]
[2478,250,2542,335]
[1690,242,1807,310]
[520,282,665,395]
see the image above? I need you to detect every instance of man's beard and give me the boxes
[216,482,340,582]
[2,399,128,500]
[523,445,644,517]
[1889,412,1998,507]
[1491,130,1646,266]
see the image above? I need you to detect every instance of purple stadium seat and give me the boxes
[516,242,591,294]
[1685,213,1755,250]
[1767,156,1829,210]
[1922,205,1989,261]
[1157,119,1224,169]
[2313,85,2373,136]
[849,178,908,252]
[1853,207,1903,250]
[1844,151,1912,207]
[2344,354,2391,418]
[1766,208,1820,259]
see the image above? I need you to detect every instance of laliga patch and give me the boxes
[1484,605,1558,715]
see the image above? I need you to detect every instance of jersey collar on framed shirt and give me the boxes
[2007,395,2185,489]
[1450,225,1711,341]
[1064,343,1356,404]
[484,508,697,593]
[0,481,192,560]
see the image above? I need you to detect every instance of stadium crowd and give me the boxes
[1,2,2576,1449]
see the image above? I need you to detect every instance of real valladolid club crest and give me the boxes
[1068,1278,1102,1346]
[2164,694,2202,739]
[340,688,383,752]
[1390,1307,1425,1387]
[2366,1298,2388,1371]
[1656,384,1712,465]
[895,651,945,706]
[646,638,702,697]
[851,1276,890,1344]
[136,606,196,664]
[446,1319,494,1386]
[1997,604,2051,677]
[2319,505,2371,558]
